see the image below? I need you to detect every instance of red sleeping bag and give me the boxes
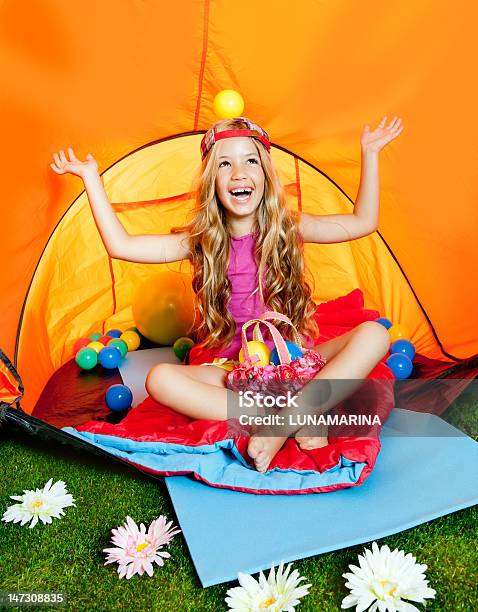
[71,289,395,494]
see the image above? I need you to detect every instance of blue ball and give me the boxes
[386,353,413,379]
[270,341,304,365]
[98,346,122,369]
[105,384,133,412]
[375,317,393,330]
[106,329,122,338]
[390,339,416,361]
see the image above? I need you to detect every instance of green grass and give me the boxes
[0,395,477,612]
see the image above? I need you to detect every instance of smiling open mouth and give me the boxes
[229,188,253,202]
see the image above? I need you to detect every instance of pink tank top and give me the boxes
[188,230,314,364]
[219,231,275,359]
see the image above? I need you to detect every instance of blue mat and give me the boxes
[165,408,478,587]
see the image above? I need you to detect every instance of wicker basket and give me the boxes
[225,311,327,397]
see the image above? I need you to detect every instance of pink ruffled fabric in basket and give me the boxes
[225,348,327,396]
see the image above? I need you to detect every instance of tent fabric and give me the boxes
[30,289,474,437]
[0,349,23,407]
[1,3,477,419]
[14,139,447,413]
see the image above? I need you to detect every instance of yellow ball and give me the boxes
[132,271,195,345]
[120,330,141,351]
[87,341,104,353]
[213,89,244,119]
[388,323,411,343]
[239,341,270,366]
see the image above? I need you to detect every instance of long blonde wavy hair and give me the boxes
[171,117,319,352]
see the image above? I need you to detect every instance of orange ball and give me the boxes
[388,323,411,343]
[120,330,141,351]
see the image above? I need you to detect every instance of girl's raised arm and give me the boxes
[50,148,190,264]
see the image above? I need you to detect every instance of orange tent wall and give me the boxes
[2,2,477,411]
[16,137,444,411]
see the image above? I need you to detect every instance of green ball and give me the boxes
[173,337,195,361]
[107,338,128,358]
[88,332,102,341]
[75,347,98,370]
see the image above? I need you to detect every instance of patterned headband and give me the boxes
[200,117,271,161]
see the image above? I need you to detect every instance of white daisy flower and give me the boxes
[103,515,181,579]
[225,560,311,611]
[341,541,436,612]
[2,478,76,528]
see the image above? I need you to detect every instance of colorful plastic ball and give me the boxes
[88,332,102,342]
[213,89,244,119]
[388,323,411,343]
[132,271,195,345]
[270,341,304,365]
[87,341,105,353]
[390,339,416,361]
[239,341,270,366]
[106,329,122,338]
[105,384,133,412]
[98,346,122,369]
[126,326,140,334]
[98,335,112,345]
[173,337,195,361]
[75,347,98,370]
[73,337,90,354]
[107,338,128,358]
[120,330,141,351]
[386,353,413,379]
[375,317,393,330]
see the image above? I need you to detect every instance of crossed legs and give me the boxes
[145,321,390,472]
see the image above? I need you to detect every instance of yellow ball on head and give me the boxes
[239,341,270,366]
[213,90,244,119]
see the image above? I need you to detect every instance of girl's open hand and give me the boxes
[50,148,98,178]
[360,116,404,154]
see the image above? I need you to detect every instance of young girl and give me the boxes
[51,115,403,472]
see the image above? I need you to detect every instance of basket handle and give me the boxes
[252,311,303,351]
[240,311,303,366]
[241,318,290,365]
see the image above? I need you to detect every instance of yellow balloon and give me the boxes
[239,341,270,366]
[213,89,244,119]
[120,330,141,351]
[133,271,195,345]
[388,323,410,343]
[87,341,104,353]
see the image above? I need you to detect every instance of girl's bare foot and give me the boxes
[295,424,329,450]
[247,433,288,472]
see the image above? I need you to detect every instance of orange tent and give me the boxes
[1,1,477,416]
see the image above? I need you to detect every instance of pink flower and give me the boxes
[262,366,279,382]
[230,368,248,383]
[277,365,296,380]
[103,515,181,579]
[305,350,326,368]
